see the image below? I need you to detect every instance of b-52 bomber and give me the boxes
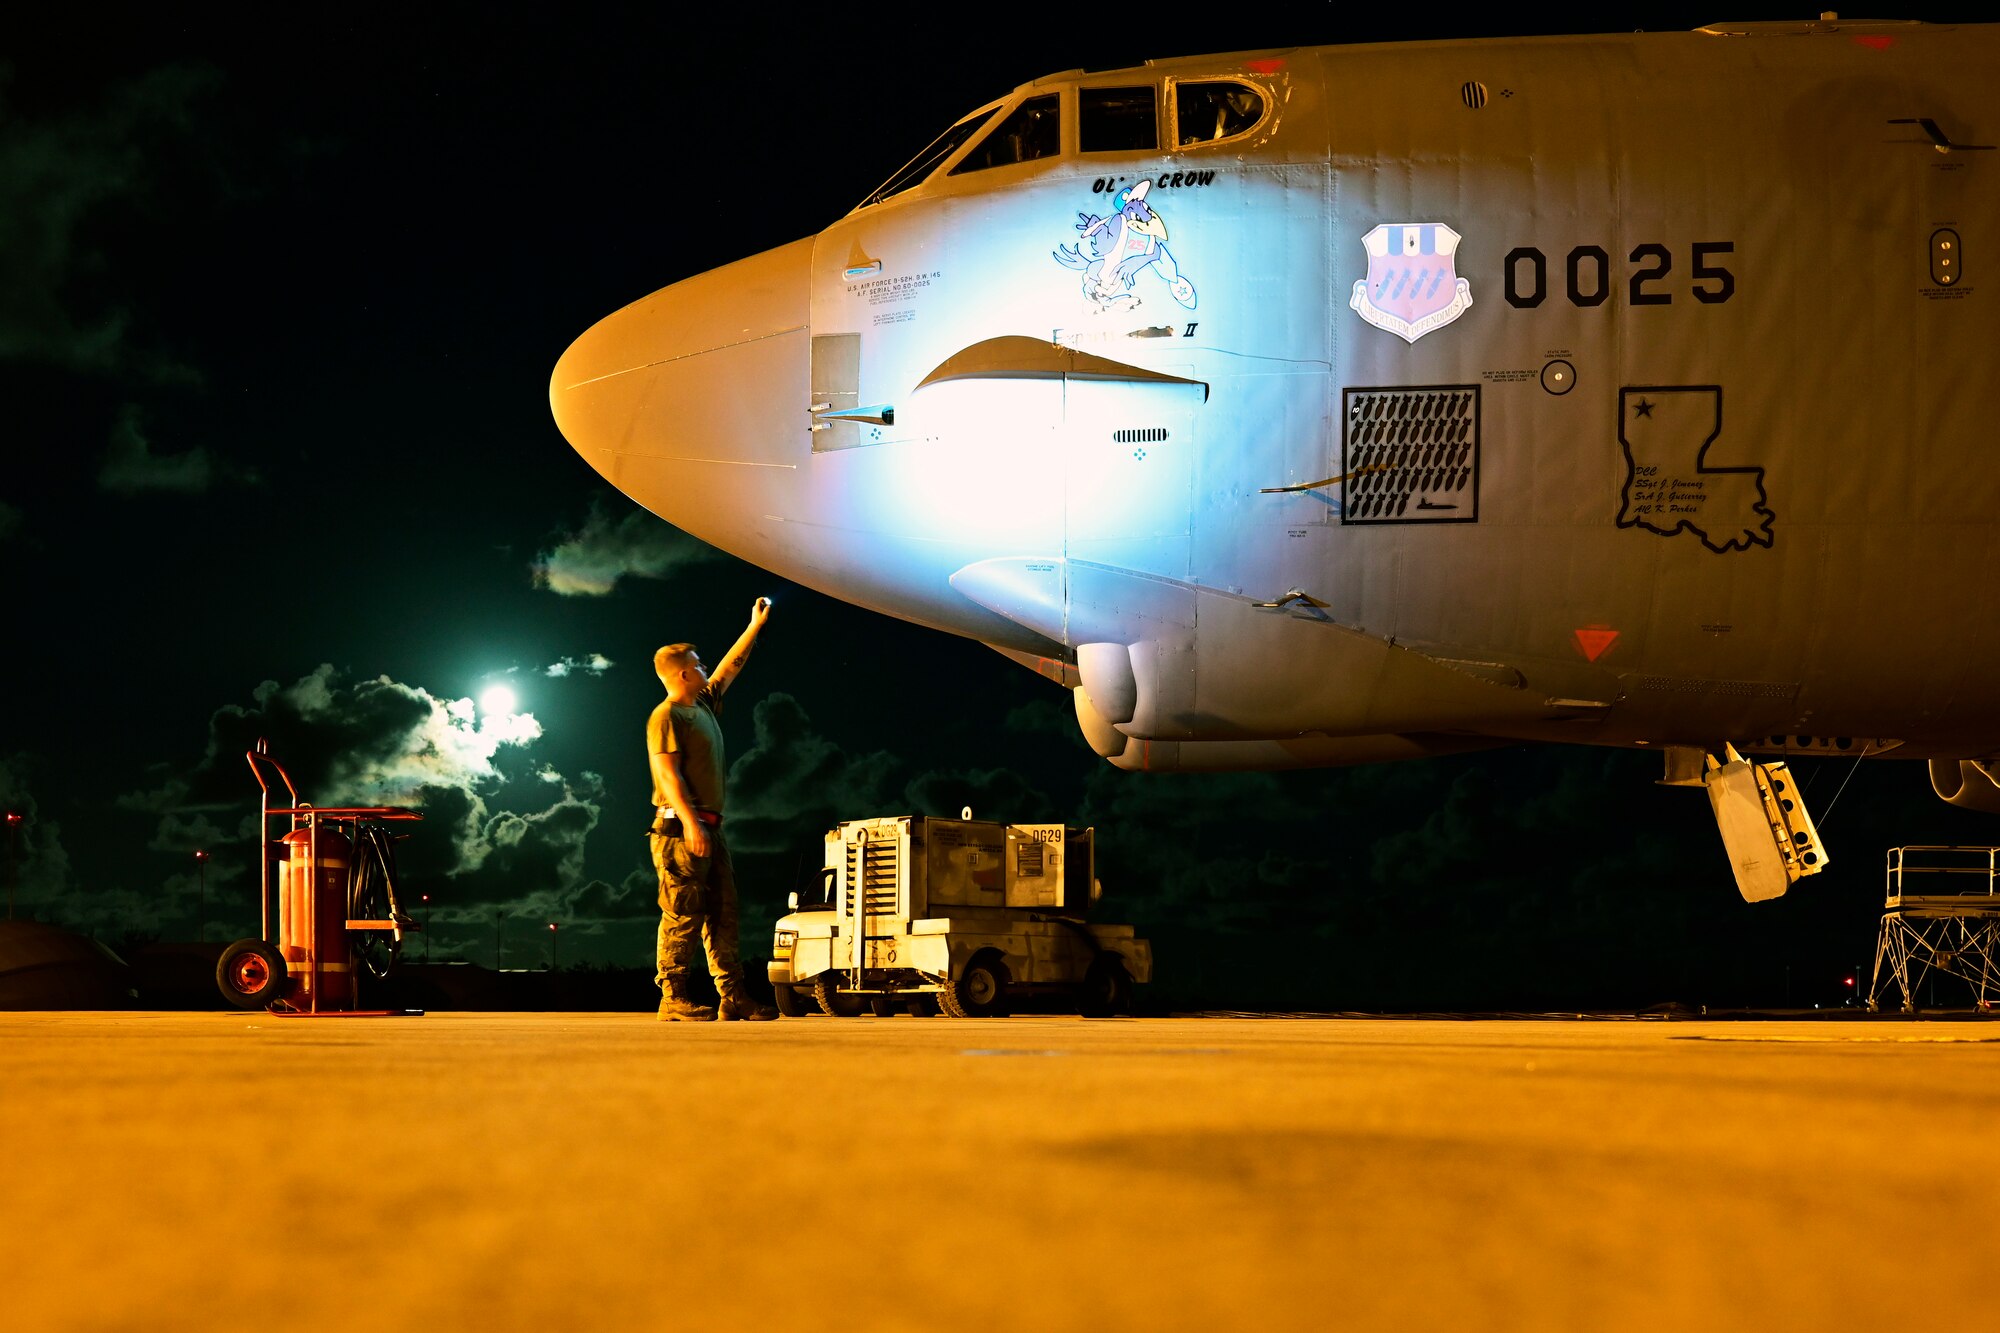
[550,17,1999,902]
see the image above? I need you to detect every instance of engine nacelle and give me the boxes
[1102,732,1504,772]
[1930,760,2000,813]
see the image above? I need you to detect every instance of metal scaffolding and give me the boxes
[1868,846,2000,1013]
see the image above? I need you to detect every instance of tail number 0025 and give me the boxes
[1503,242,1736,309]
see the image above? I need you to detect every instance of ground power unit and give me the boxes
[769,814,1150,1017]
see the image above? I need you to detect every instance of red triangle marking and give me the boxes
[1574,627,1620,663]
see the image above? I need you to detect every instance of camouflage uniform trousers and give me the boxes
[652,826,747,1002]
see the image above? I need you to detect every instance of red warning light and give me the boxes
[1844,976,1857,988]
[1573,626,1620,663]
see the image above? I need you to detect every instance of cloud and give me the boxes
[1004,697,1085,741]
[132,663,546,813]
[903,767,1061,825]
[14,659,679,958]
[112,665,616,932]
[721,692,1072,857]
[724,693,902,854]
[146,809,235,854]
[456,773,600,882]
[0,65,217,376]
[422,779,659,960]
[532,502,724,596]
[97,403,249,494]
[0,754,77,922]
[565,864,656,922]
[440,775,657,931]
[544,653,613,678]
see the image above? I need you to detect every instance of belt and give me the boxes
[656,808,723,828]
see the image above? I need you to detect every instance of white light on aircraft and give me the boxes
[479,685,518,717]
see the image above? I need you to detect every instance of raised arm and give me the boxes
[708,596,772,697]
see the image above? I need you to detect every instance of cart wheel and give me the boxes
[905,994,938,1018]
[869,995,899,1017]
[1078,955,1132,1018]
[939,953,1010,1018]
[216,939,287,1010]
[773,984,809,1018]
[813,974,867,1017]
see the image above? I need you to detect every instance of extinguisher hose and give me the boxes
[347,824,404,979]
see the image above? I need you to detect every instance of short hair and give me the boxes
[654,643,698,679]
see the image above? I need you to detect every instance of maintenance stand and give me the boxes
[1868,845,2000,1014]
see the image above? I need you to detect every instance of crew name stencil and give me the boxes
[1617,386,1774,553]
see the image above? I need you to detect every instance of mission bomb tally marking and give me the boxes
[1338,386,1480,524]
[1350,224,1474,343]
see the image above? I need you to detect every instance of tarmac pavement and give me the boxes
[5,1011,1997,1331]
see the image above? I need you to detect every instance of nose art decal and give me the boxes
[1054,179,1198,311]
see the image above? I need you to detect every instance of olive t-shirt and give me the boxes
[647,686,726,814]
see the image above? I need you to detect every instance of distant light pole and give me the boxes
[548,922,559,971]
[495,908,504,970]
[194,850,210,943]
[421,893,431,964]
[4,812,21,920]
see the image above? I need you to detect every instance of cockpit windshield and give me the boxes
[949,93,1061,175]
[1081,86,1158,152]
[857,75,1257,210]
[859,106,1001,209]
[1175,81,1265,145]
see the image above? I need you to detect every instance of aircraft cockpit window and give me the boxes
[860,107,1000,208]
[1080,86,1158,153]
[1174,81,1264,146]
[949,94,1061,175]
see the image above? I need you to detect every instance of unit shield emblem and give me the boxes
[1349,223,1473,344]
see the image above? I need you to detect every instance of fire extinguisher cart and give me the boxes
[215,740,423,1015]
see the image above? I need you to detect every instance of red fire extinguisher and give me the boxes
[279,824,357,1010]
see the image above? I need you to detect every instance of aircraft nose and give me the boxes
[549,238,811,536]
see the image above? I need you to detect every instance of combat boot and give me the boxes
[658,996,718,1022]
[717,992,777,1022]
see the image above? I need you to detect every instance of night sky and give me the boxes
[3,6,1987,1008]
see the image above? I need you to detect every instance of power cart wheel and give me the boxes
[773,984,810,1018]
[1077,955,1133,1018]
[216,939,287,1011]
[869,995,899,1017]
[813,974,867,1017]
[939,953,1010,1018]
